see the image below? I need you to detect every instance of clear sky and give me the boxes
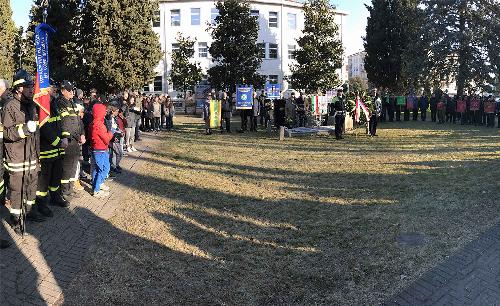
[10,0,369,56]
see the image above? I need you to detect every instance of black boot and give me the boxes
[8,214,22,236]
[0,239,12,249]
[51,192,70,207]
[26,205,47,222]
[37,198,54,218]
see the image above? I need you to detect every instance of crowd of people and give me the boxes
[0,70,175,249]
[377,93,499,127]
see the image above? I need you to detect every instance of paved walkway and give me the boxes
[0,145,148,306]
[387,222,500,306]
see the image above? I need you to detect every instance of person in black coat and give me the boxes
[221,92,232,133]
[250,91,260,132]
[420,94,429,121]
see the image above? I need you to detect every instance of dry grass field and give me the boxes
[63,116,500,305]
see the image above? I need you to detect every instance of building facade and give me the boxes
[145,0,348,94]
[347,51,368,83]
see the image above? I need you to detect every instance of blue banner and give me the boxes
[236,86,253,109]
[266,84,281,100]
[34,23,56,125]
[35,23,55,90]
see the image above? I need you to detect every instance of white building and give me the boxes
[144,0,348,94]
[347,50,368,83]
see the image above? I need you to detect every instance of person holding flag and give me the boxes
[3,70,45,235]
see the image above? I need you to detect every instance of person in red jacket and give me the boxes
[90,103,114,197]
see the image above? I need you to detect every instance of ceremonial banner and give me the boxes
[470,99,480,111]
[265,84,281,100]
[456,100,466,113]
[236,86,253,110]
[34,23,56,126]
[396,96,406,106]
[209,99,221,128]
[485,101,495,114]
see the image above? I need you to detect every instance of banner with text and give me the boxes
[236,86,253,110]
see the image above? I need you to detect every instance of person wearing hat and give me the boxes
[57,80,86,201]
[333,88,346,140]
[3,70,46,234]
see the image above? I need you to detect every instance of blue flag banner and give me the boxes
[236,86,253,110]
[34,23,56,126]
[266,84,281,100]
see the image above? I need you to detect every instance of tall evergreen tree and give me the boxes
[422,0,498,95]
[24,0,79,79]
[289,0,344,94]
[76,0,162,91]
[13,26,25,71]
[170,34,203,100]
[0,0,16,80]
[364,0,418,93]
[208,0,264,92]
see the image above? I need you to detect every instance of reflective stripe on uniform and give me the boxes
[25,200,35,206]
[60,111,70,117]
[0,180,4,187]
[0,186,4,194]
[61,131,71,137]
[6,160,37,167]
[51,137,61,147]
[36,191,49,197]
[47,116,61,123]
[17,124,26,139]
[61,179,71,184]
[4,163,37,172]
[41,148,60,155]
[40,153,60,159]
[0,131,3,139]
[49,186,60,192]
[10,208,22,215]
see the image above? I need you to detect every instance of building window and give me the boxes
[191,8,200,25]
[269,43,278,59]
[287,13,296,30]
[268,75,279,84]
[171,9,180,26]
[250,9,259,19]
[269,12,278,28]
[257,43,266,59]
[288,45,296,60]
[154,76,163,92]
[211,8,219,24]
[143,83,150,92]
[198,42,208,58]
[153,10,161,27]
[172,43,180,53]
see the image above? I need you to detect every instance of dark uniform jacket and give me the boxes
[1,92,39,173]
[57,96,84,156]
[39,97,64,161]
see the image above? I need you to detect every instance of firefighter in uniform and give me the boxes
[0,79,12,248]
[57,81,85,200]
[36,89,69,217]
[3,70,45,234]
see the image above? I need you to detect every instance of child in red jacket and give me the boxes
[90,103,114,197]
